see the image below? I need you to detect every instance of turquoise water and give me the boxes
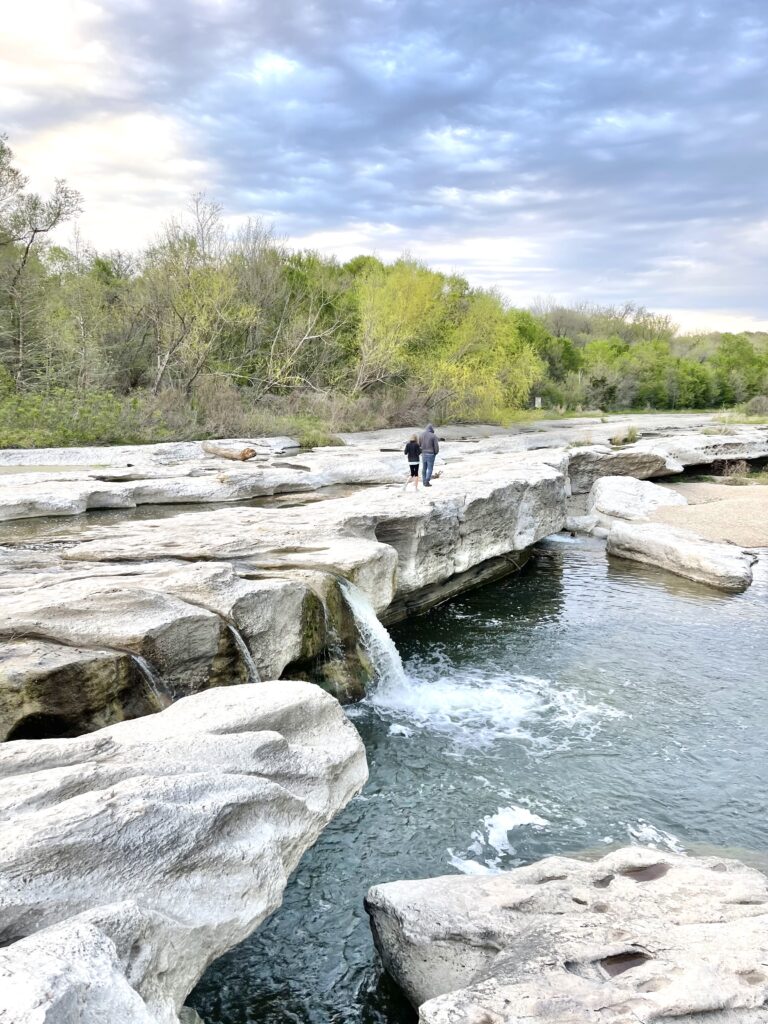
[190,536,768,1023]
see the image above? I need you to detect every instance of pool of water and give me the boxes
[190,536,768,1023]
[0,484,367,545]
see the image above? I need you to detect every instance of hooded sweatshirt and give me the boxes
[419,424,440,455]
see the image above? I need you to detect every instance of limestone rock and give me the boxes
[588,476,687,525]
[566,445,678,493]
[607,521,756,591]
[0,640,153,741]
[565,514,599,534]
[366,846,768,1023]
[566,427,768,494]
[0,448,566,724]
[0,577,227,699]
[0,681,368,1024]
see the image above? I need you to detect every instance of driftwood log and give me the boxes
[201,441,259,461]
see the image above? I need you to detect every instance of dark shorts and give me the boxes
[408,463,419,477]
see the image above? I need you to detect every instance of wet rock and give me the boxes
[0,641,151,741]
[0,681,367,1024]
[366,846,768,1023]
[0,577,227,699]
[607,521,756,591]
[565,514,599,535]
[588,476,687,526]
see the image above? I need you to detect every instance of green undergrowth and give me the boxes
[0,387,345,449]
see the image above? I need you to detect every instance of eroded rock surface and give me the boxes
[0,640,154,741]
[607,521,756,591]
[0,456,565,728]
[0,681,368,1024]
[366,846,768,1023]
[565,427,768,494]
[588,476,687,526]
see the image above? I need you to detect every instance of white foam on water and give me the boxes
[449,803,550,874]
[484,805,549,858]
[340,579,623,751]
[446,853,495,875]
[367,652,623,749]
[388,723,413,737]
[626,819,686,854]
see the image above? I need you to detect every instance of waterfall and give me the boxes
[338,579,407,691]
[132,654,171,708]
[227,624,261,683]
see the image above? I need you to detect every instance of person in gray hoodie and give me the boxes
[418,423,439,486]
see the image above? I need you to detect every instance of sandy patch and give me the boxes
[653,482,768,547]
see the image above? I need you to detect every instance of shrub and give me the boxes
[745,395,768,416]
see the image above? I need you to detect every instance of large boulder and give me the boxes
[366,846,768,1023]
[588,476,687,526]
[607,521,756,591]
[0,681,367,1024]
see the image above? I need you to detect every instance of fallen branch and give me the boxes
[201,441,259,461]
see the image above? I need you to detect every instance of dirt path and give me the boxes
[654,482,768,547]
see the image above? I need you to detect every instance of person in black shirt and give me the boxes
[403,434,421,491]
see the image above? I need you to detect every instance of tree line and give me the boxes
[1,136,766,446]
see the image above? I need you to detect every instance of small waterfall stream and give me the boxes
[131,654,171,708]
[338,579,407,690]
[227,624,261,683]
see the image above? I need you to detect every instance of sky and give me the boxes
[3,0,768,333]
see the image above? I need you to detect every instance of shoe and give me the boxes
[424,483,432,487]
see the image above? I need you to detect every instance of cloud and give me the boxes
[3,0,768,326]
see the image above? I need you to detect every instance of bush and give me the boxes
[0,389,174,448]
[745,395,768,416]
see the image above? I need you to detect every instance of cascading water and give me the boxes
[337,579,407,690]
[131,654,171,708]
[227,624,261,683]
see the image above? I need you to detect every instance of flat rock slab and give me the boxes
[0,681,367,1024]
[607,521,756,591]
[588,476,687,524]
[366,846,768,1023]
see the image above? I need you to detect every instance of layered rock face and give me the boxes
[1,422,765,734]
[366,846,768,1023]
[0,681,368,1024]
[0,455,566,736]
[565,427,768,493]
[1,425,765,521]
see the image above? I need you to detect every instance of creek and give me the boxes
[190,535,768,1024]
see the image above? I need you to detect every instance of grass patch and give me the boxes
[610,425,639,446]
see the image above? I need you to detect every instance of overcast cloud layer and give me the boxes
[4,0,768,331]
